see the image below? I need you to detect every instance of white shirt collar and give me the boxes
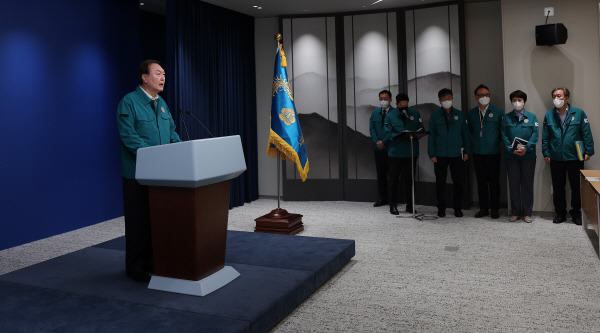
[479,104,489,115]
[140,86,159,101]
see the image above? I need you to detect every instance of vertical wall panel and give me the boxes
[344,15,357,179]
[283,17,338,180]
[327,16,339,179]
[345,12,399,180]
[406,4,461,183]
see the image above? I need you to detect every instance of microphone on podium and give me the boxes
[178,110,191,141]
[185,111,215,138]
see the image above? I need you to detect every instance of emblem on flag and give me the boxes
[267,35,309,181]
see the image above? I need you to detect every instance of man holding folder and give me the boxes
[542,88,594,225]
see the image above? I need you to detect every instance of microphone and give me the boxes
[179,110,191,141]
[185,111,215,138]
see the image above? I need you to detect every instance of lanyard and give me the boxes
[479,109,485,137]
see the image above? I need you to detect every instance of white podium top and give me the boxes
[135,135,247,188]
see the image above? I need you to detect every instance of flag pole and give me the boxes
[254,32,304,234]
[277,150,281,210]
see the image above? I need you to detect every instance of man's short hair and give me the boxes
[509,90,527,103]
[551,87,570,98]
[396,93,409,103]
[438,88,453,100]
[379,90,392,99]
[474,84,490,95]
[138,59,161,85]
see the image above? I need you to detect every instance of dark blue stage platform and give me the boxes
[0,231,355,333]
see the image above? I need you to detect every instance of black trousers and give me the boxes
[506,158,536,216]
[374,150,389,201]
[472,153,501,211]
[389,157,417,206]
[122,178,153,274]
[550,160,584,217]
[434,157,465,210]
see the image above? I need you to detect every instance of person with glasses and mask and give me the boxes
[370,90,396,208]
[467,84,504,219]
[428,88,470,218]
[542,88,594,225]
[500,90,538,223]
[383,93,425,215]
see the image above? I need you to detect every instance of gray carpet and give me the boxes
[2,199,600,332]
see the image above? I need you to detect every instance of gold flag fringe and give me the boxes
[267,129,309,182]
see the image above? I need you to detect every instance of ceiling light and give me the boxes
[371,0,383,5]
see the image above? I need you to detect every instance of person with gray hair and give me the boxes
[542,87,594,225]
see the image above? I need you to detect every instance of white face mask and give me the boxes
[441,100,453,109]
[478,96,490,106]
[553,98,565,108]
[512,101,524,111]
[380,100,390,109]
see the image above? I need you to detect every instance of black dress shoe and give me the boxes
[127,270,151,282]
[405,205,415,214]
[553,215,567,224]
[474,209,488,218]
[374,200,388,207]
[491,210,500,219]
[454,209,463,217]
[573,216,582,225]
[437,209,446,217]
[390,205,399,215]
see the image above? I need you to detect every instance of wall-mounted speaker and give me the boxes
[535,23,568,46]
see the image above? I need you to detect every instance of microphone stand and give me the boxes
[179,110,191,140]
[395,131,437,221]
[185,111,215,138]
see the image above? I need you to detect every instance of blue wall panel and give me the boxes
[0,0,141,250]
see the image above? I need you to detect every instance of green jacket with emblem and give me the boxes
[428,107,470,158]
[117,86,181,179]
[383,107,425,158]
[542,105,594,161]
[467,104,504,155]
[370,107,396,152]
[500,109,538,160]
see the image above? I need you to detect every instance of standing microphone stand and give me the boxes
[396,131,436,221]
[179,110,191,140]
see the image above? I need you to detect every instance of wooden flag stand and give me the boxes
[255,150,304,235]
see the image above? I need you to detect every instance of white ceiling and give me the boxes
[140,0,451,17]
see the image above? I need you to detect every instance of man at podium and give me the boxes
[117,59,181,282]
[384,93,425,215]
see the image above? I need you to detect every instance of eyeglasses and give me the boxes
[476,94,490,98]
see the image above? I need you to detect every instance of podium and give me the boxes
[135,135,247,296]
[581,170,600,252]
[392,130,435,220]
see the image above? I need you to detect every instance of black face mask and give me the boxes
[399,106,408,116]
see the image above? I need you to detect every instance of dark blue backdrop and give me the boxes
[167,0,259,208]
[0,0,141,250]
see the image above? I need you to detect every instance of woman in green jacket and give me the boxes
[500,90,539,223]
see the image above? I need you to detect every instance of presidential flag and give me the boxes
[267,41,309,181]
